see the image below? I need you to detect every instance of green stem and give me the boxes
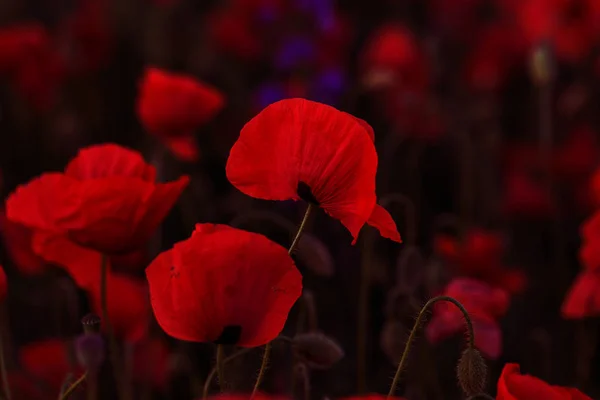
[387,296,474,398]
[252,204,315,398]
[216,345,226,392]
[59,372,87,400]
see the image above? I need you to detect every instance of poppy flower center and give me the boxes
[297,181,320,205]
[214,325,242,345]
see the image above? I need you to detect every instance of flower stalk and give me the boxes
[387,295,475,398]
[252,203,315,398]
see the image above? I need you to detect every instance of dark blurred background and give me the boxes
[0,0,600,399]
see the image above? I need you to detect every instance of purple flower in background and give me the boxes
[309,68,346,106]
[254,82,287,109]
[274,35,316,71]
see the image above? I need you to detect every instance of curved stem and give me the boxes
[60,372,88,400]
[387,295,474,398]
[216,345,226,392]
[203,348,254,399]
[251,204,315,398]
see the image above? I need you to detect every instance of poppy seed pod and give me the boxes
[81,313,101,334]
[457,348,487,397]
[292,333,344,369]
[75,333,105,372]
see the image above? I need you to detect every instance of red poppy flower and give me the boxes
[19,339,83,396]
[434,229,526,293]
[226,98,401,244]
[585,167,600,208]
[0,210,46,276]
[561,271,600,319]
[137,68,225,162]
[497,363,592,399]
[426,278,509,359]
[146,223,302,347]
[6,143,189,256]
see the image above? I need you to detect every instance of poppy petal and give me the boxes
[65,143,156,181]
[162,134,200,163]
[226,98,381,242]
[561,272,600,319]
[146,223,302,347]
[366,204,402,243]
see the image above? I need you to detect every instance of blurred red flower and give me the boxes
[5,144,187,340]
[552,126,598,182]
[137,68,225,162]
[226,98,401,244]
[434,229,526,293]
[562,211,600,319]
[426,278,509,359]
[19,339,83,397]
[207,9,263,62]
[6,143,188,256]
[146,223,302,347]
[502,170,556,219]
[0,265,6,302]
[0,24,48,73]
[0,211,46,276]
[497,363,591,399]
[360,24,428,94]
[514,0,600,63]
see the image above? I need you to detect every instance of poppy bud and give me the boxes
[75,333,105,372]
[457,348,487,397]
[81,313,101,334]
[292,333,344,369]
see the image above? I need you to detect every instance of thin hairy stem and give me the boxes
[252,204,314,398]
[387,296,474,398]
[216,345,226,392]
[59,372,88,400]
[203,347,254,399]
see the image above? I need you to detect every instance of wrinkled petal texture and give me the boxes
[227,98,399,243]
[561,271,600,319]
[146,223,302,347]
[6,172,189,253]
[497,363,592,400]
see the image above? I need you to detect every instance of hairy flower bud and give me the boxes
[457,348,487,397]
[75,333,105,372]
[81,313,101,334]
[292,333,344,369]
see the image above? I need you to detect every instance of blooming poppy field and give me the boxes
[0,0,599,399]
